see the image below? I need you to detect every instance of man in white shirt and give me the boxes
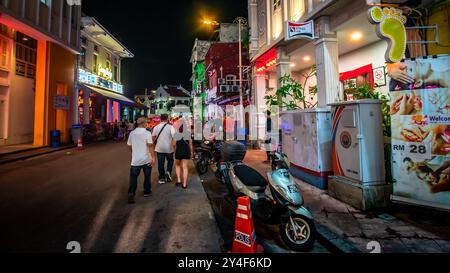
[127,117,156,204]
[152,114,176,184]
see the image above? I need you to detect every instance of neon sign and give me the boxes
[79,69,123,94]
[368,6,407,63]
[256,48,277,74]
[98,65,113,80]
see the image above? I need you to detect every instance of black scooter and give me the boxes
[193,139,222,176]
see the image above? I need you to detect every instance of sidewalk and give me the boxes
[244,149,450,253]
[0,144,76,165]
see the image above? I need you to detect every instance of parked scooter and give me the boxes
[218,141,316,251]
[193,138,222,176]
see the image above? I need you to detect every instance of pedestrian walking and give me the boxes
[113,120,119,141]
[127,117,156,204]
[152,114,176,184]
[264,110,273,163]
[127,119,135,140]
[173,117,194,189]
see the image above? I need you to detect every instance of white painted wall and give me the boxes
[338,40,390,96]
[81,32,122,82]
[8,74,35,145]
[292,68,318,109]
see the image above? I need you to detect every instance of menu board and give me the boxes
[390,55,450,210]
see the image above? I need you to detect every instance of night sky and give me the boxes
[82,0,248,97]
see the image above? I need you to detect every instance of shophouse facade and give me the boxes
[0,0,81,147]
[77,15,134,141]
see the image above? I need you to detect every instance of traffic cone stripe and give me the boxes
[238,205,248,211]
[237,213,248,220]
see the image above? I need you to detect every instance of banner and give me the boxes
[390,55,450,210]
[285,21,314,41]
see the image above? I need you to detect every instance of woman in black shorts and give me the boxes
[173,119,194,189]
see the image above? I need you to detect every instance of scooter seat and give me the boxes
[233,164,268,187]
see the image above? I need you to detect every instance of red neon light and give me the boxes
[255,48,277,74]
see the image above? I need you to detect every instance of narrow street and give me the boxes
[0,141,222,253]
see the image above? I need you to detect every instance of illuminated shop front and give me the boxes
[250,1,408,190]
[248,0,450,209]
[77,15,134,141]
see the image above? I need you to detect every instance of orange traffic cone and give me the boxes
[231,196,264,253]
[77,137,83,150]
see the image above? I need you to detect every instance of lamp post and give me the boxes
[233,17,248,129]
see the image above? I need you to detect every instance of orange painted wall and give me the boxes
[34,41,75,146]
[33,40,49,146]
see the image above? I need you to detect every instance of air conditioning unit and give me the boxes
[220,85,230,93]
[231,85,240,93]
[218,78,226,85]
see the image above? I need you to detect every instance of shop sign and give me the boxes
[368,7,407,63]
[54,95,70,110]
[285,20,315,41]
[98,65,113,80]
[79,69,123,94]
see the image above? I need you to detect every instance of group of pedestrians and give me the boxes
[126,114,194,204]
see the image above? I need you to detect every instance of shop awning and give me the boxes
[80,84,135,105]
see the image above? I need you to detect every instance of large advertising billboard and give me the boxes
[390,55,450,210]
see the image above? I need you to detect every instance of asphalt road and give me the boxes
[0,141,222,253]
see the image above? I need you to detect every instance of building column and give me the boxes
[276,46,291,109]
[249,0,259,57]
[83,88,90,125]
[314,16,340,108]
[254,71,267,142]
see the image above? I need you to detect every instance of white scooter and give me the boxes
[218,141,316,252]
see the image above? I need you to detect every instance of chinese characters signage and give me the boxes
[79,69,123,94]
[54,95,70,110]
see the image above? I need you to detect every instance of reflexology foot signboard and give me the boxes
[390,55,450,210]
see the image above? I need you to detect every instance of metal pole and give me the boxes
[238,18,244,128]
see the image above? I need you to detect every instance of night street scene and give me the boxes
[1,0,450,266]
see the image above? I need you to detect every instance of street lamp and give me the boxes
[232,17,248,130]
[202,19,220,26]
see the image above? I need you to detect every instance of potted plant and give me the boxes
[264,66,317,110]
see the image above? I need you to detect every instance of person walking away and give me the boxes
[173,118,194,189]
[152,114,176,184]
[127,119,135,140]
[127,117,156,204]
[264,110,273,163]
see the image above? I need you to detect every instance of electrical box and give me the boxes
[329,99,385,184]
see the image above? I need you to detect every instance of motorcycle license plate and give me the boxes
[287,185,299,194]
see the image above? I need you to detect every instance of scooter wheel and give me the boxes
[196,157,208,175]
[280,214,316,252]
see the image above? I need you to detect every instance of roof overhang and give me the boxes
[81,17,134,58]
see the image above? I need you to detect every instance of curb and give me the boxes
[315,222,362,253]
[0,146,44,157]
[0,145,76,165]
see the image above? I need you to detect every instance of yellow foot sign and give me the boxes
[369,6,407,63]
